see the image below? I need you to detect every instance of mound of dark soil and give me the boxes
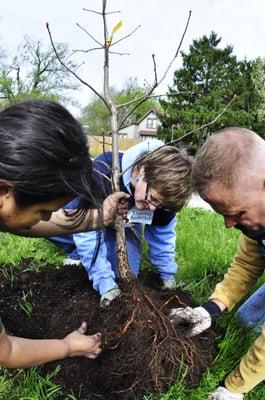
[0,263,218,399]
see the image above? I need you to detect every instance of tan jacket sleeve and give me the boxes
[225,326,265,393]
[209,233,265,311]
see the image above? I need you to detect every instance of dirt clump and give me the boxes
[0,263,217,400]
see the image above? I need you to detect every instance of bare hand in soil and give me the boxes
[103,192,130,226]
[62,321,102,359]
[169,306,211,337]
[208,386,244,400]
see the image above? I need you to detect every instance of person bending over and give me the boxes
[49,140,192,307]
[170,128,265,400]
[0,100,128,368]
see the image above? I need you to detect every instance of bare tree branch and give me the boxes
[93,168,112,182]
[73,61,86,73]
[90,135,111,145]
[82,8,102,16]
[105,11,121,15]
[167,94,236,146]
[70,47,103,55]
[111,25,141,46]
[83,8,121,16]
[109,50,130,56]
[76,23,103,47]
[156,10,192,87]
[117,10,192,130]
[152,54,158,87]
[117,91,192,110]
[46,22,110,111]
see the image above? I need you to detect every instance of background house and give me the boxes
[118,109,161,141]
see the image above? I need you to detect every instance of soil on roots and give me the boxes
[0,263,218,400]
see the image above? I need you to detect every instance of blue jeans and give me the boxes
[236,283,265,331]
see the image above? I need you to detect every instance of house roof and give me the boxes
[136,108,158,124]
[116,108,159,133]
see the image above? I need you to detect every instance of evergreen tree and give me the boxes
[250,57,265,137]
[158,32,252,152]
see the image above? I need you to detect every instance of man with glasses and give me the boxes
[48,140,192,307]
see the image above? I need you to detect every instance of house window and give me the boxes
[146,117,157,129]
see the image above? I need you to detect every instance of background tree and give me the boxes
[0,35,79,107]
[250,57,265,137]
[158,31,253,152]
[80,78,160,134]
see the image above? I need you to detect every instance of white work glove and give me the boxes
[63,258,82,267]
[100,287,121,308]
[169,306,212,336]
[161,277,177,290]
[208,386,244,400]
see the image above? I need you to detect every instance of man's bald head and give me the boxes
[192,127,265,197]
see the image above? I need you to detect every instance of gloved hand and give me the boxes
[63,258,82,267]
[169,300,222,336]
[161,277,177,290]
[208,386,244,400]
[169,306,212,336]
[100,287,121,308]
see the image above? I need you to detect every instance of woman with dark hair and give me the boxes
[0,100,128,368]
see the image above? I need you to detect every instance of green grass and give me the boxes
[0,233,64,269]
[0,207,264,399]
[176,208,240,302]
[0,367,62,399]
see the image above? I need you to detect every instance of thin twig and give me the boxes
[83,8,121,16]
[46,22,110,110]
[166,94,237,146]
[71,47,103,55]
[117,91,191,109]
[83,8,102,16]
[111,25,141,46]
[152,54,158,86]
[109,51,130,56]
[156,10,192,87]
[93,168,112,182]
[118,10,192,129]
[76,23,103,47]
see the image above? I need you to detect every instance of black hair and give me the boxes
[0,100,99,214]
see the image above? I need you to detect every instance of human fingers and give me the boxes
[85,348,103,359]
[78,321,88,334]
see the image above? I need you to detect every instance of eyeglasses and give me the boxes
[135,176,174,212]
[144,182,164,209]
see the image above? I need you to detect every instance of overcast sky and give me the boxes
[1,0,265,116]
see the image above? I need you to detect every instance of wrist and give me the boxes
[202,300,223,324]
[61,337,71,358]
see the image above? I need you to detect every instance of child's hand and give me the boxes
[63,321,102,359]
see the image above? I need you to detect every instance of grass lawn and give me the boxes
[0,207,264,399]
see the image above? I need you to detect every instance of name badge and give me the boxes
[127,206,154,225]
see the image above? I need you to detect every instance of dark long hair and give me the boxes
[0,100,99,214]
